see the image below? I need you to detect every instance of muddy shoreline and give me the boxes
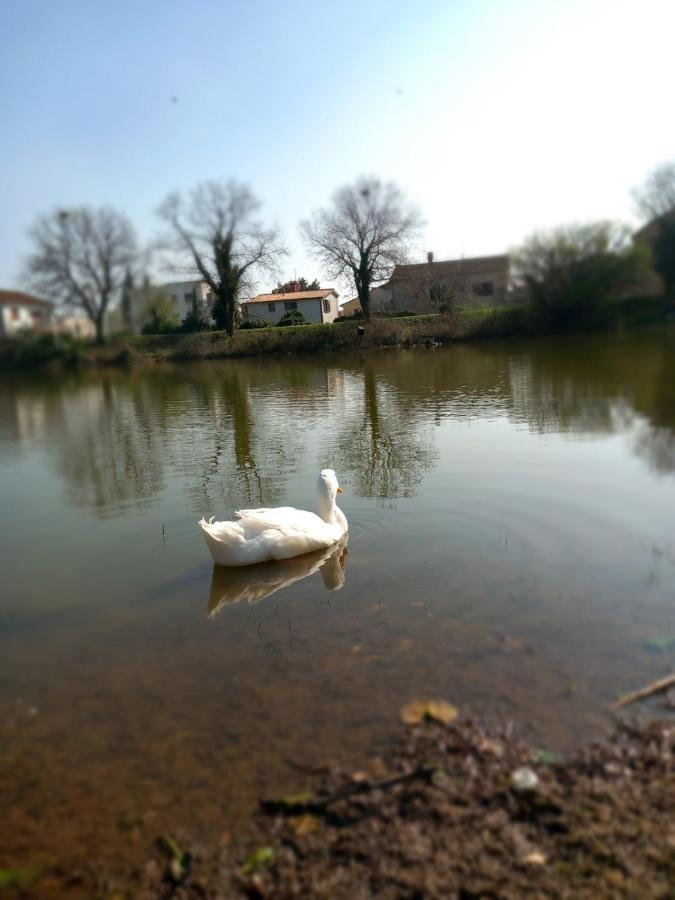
[35,713,671,899]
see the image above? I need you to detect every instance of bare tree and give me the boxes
[25,207,138,345]
[300,177,422,320]
[158,180,286,336]
[634,161,675,220]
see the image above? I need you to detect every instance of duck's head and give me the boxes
[318,469,343,503]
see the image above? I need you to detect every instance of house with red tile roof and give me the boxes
[241,283,339,325]
[0,290,53,339]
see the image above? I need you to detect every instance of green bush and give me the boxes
[374,309,418,318]
[178,308,210,333]
[239,318,269,330]
[2,330,87,369]
[277,309,308,327]
[514,222,650,333]
[141,316,178,335]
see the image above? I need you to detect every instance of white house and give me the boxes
[130,279,215,333]
[52,313,96,339]
[0,290,53,338]
[241,285,339,325]
[164,279,214,323]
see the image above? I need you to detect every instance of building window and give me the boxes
[184,292,194,302]
[322,297,331,313]
[31,310,42,319]
[268,302,276,312]
[171,294,177,304]
[284,300,297,311]
[11,307,19,320]
[473,281,494,296]
[206,292,214,308]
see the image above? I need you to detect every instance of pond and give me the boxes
[2,330,675,875]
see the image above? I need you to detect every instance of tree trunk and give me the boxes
[225,299,235,337]
[95,313,105,346]
[357,277,371,321]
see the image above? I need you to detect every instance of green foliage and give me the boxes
[614,295,672,328]
[2,330,86,369]
[138,285,178,334]
[652,219,675,296]
[273,277,320,293]
[0,864,43,890]
[239,318,269,329]
[375,309,418,318]
[277,309,308,327]
[514,222,649,333]
[141,318,175,335]
[240,847,275,876]
[179,307,210,333]
[460,305,532,340]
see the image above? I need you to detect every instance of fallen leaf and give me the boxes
[400,699,428,725]
[350,770,370,783]
[477,737,504,757]
[157,833,192,884]
[523,851,547,866]
[426,701,458,726]
[290,814,319,835]
[400,699,458,727]
[0,865,43,891]
[241,846,275,876]
[531,748,564,766]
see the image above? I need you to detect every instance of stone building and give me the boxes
[383,253,511,314]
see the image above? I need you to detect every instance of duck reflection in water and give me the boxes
[208,535,348,616]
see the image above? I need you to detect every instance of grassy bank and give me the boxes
[1,297,672,371]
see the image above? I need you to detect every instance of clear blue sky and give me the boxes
[1,0,673,293]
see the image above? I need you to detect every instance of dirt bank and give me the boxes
[79,714,675,900]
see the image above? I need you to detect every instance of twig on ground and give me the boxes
[611,672,675,710]
[260,762,433,816]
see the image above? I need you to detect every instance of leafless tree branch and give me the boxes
[300,177,422,319]
[157,180,287,335]
[25,207,138,344]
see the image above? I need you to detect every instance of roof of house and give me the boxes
[0,290,53,308]
[389,255,510,282]
[244,289,337,304]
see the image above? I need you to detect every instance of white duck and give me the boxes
[198,469,348,567]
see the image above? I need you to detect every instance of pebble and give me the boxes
[510,766,539,792]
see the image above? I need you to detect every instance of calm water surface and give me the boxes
[2,332,675,873]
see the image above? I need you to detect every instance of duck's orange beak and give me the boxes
[337,486,344,493]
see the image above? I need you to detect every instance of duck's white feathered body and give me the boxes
[199,470,348,567]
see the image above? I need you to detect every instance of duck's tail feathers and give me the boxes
[198,516,252,566]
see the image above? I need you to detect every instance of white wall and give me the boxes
[130,280,214,333]
[322,293,339,323]
[52,315,95,339]
[164,280,213,324]
[243,294,338,325]
[0,303,52,338]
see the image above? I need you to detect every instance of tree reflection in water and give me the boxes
[2,333,675,523]
[332,363,438,504]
